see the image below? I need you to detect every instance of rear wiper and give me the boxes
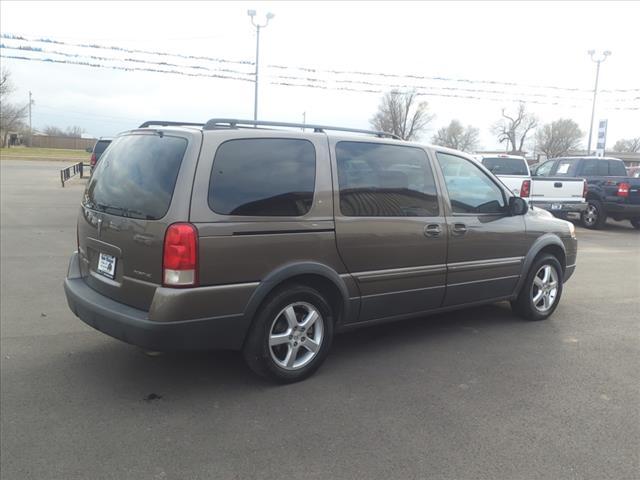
[94,203,152,219]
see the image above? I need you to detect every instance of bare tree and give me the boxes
[491,103,538,154]
[613,137,640,153]
[535,119,583,159]
[370,90,434,141]
[432,120,479,152]
[43,125,85,138]
[0,69,28,147]
[65,125,85,138]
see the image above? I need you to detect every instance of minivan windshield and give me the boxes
[481,157,529,176]
[83,134,188,220]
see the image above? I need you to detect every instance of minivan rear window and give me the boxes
[481,157,528,176]
[83,134,188,220]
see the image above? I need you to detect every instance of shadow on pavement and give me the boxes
[61,302,523,394]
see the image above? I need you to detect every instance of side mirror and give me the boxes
[509,196,529,216]
[85,147,93,153]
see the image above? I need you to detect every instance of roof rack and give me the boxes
[203,118,402,140]
[138,121,204,128]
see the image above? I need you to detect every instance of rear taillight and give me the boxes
[90,152,97,166]
[582,180,588,199]
[520,180,530,198]
[617,182,630,198]
[163,223,198,287]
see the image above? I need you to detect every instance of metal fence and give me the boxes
[60,162,85,187]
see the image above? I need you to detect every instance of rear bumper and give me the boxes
[603,201,640,218]
[64,252,251,351]
[529,201,588,213]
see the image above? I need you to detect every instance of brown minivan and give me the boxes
[65,119,578,382]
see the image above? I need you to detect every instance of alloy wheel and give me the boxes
[531,265,559,312]
[268,302,324,370]
[583,204,598,227]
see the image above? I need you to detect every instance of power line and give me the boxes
[0,44,255,78]
[2,53,638,111]
[4,32,638,95]
[7,43,636,104]
[0,33,254,67]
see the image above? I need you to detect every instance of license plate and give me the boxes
[551,203,562,210]
[97,253,116,279]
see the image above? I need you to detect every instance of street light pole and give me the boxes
[247,10,274,122]
[586,50,611,155]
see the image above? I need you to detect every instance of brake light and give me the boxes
[617,182,630,198]
[582,180,588,199]
[520,180,530,198]
[90,152,97,166]
[163,223,198,287]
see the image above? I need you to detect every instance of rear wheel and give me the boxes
[511,254,563,321]
[630,218,640,230]
[581,200,607,229]
[242,284,334,383]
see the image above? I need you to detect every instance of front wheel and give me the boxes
[630,218,640,230]
[511,254,563,321]
[242,284,334,383]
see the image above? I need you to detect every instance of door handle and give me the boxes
[451,223,467,236]
[424,224,442,237]
[554,182,563,188]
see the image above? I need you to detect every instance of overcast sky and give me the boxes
[1,1,638,150]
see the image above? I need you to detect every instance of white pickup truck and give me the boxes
[478,154,587,217]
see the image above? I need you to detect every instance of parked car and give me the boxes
[533,156,640,229]
[64,119,578,383]
[86,137,113,172]
[482,155,587,218]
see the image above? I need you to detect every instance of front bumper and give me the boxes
[64,253,250,351]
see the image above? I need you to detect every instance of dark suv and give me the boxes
[65,119,578,382]
[86,137,113,172]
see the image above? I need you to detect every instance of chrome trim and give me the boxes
[360,284,445,299]
[447,256,523,272]
[353,264,447,282]
[447,274,520,288]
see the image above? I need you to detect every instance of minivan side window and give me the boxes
[436,152,506,214]
[209,139,316,216]
[336,142,439,217]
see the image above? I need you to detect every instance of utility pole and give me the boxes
[302,112,306,131]
[586,50,611,155]
[247,10,274,122]
[28,91,33,147]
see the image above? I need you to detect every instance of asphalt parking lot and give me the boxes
[1,160,639,480]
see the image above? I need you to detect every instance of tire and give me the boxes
[511,254,564,321]
[630,218,640,230]
[581,199,607,229]
[242,284,334,383]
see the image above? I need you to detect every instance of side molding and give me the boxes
[512,233,566,297]
[242,262,350,326]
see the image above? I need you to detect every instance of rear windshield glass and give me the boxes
[481,157,528,176]
[83,134,188,220]
[94,140,111,155]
